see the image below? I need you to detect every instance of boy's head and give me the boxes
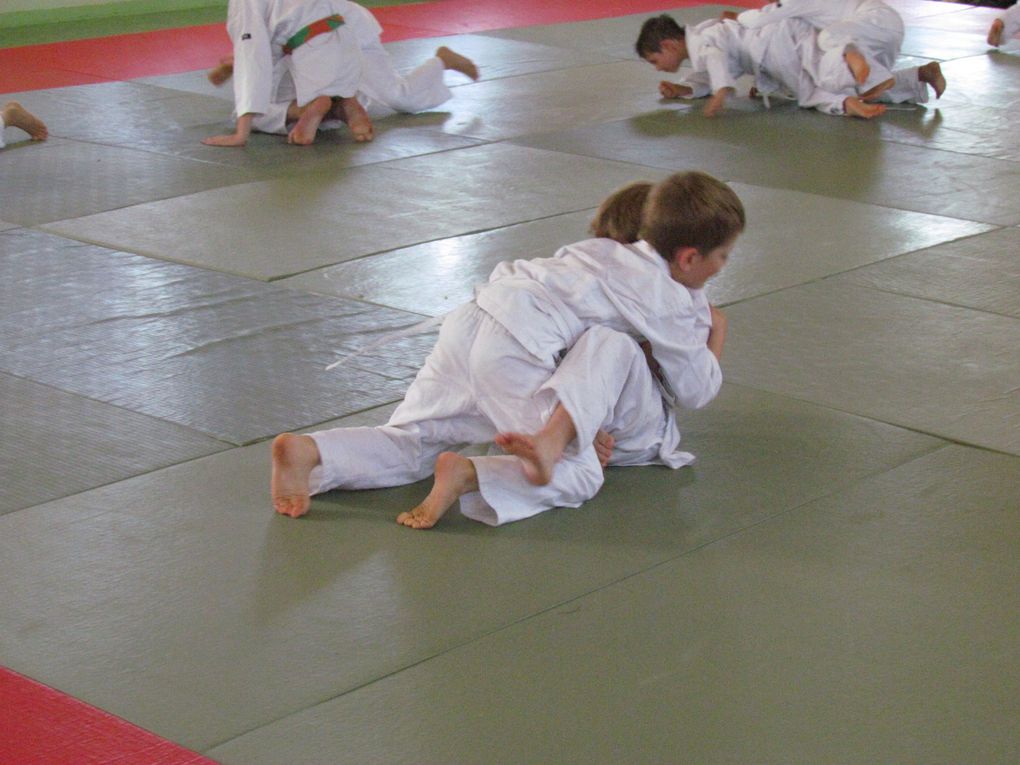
[636,14,686,72]
[590,181,653,244]
[640,171,745,289]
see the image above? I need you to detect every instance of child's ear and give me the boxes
[671,246,699,271]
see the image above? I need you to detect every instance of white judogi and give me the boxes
[998,3,1020,43]
[678,18,857,115]
[250,1,452,133]
[738,0,928,104]
[228,0,364,121]
[308,239,721,526]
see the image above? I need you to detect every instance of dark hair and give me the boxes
[590,181,654,243]
[639,171,745,260]
[635,14,685,58]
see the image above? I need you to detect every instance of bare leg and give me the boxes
[337,96,374,142]
[844,46,870,85]
[2,101,47,141]
[844,96,886,119]
[988,18,1005,47]
[435,46,479,80]
[271,433,322,518]
[859,76,895,102]
[287,95,332,145]
[494,404,577,486]
[397,451,478,529]
[919,61,946,99]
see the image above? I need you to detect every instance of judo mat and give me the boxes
[2,0,1020,762]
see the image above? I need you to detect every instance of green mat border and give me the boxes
[0,0,425,47]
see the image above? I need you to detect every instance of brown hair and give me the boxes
[635,14,685,58]
[590,181,653,243]
[639,171,745,260]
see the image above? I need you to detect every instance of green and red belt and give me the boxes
[282,14,345,55]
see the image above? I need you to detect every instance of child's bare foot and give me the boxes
[988,18,1005,47]
[844,46,870,85]
[288,95,332,145]
[436,46,479,80]
[919,61,946,99]
[844,96,886,119]
[337,96,374,142]
[208,57,234,86]
[2,101,47,141]
[494,431,563,486]
[271,433,321,518]
[859,76,895,102]
[397,451,477,529]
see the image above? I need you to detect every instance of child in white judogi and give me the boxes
[203,0,371,147]
[988,2,1020,47]
[207,1,478,141]
[637,14,879,118]
[735,0,945,106]
[270,171,742,528]
[0,101,47,149]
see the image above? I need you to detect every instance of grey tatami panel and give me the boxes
[707,183,991,305]
[0,137,256,227]
[0,229,432,444]
[207,445,1020,765]
[515,106,1020,225]
[280,209,611,314]
[724,280,1020,455]
[842,227,1020,318]
[0,385,940,751]
[483,5,734,60]
[0,372,227,515]
[42,143,664,280]
[281,184,992,315]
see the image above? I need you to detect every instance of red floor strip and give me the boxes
[0,666,217,765]
[0,0,763,94]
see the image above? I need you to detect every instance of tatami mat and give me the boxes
[207,446,1020,765]
[1,0,1018,762]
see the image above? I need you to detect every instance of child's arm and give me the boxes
[707,305,727,360]
[703,86,735,117]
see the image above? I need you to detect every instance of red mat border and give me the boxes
[1,0,762,94]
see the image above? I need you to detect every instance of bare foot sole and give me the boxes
[494,431,559,486]
[396,452,476,529]
[271,433,320,518]
[3,101,47,141]
[287,95,332,145]
[844,47,870,85]
[845,96,886,119]
[436,46,479,80]
[859,76,895,102]
[337,96,374,142]
[919,61,946,99]
[988,18,1005,47]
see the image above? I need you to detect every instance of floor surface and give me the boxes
[1,1,1019,762]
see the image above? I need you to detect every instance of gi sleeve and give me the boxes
[228,0,274,117]
[738,1,804,29]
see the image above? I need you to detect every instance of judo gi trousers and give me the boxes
[251,54,450,133]
[307,302,683,525]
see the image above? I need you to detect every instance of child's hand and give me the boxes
[703,87,734,117]
[719,10,738,20]
[202,132,248,147]
[594,430,615,468]
[659,81,692,99]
